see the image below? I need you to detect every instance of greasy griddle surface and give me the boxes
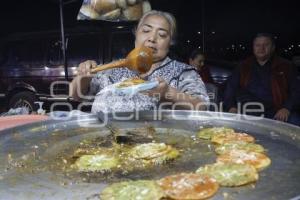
[0,111,300,200]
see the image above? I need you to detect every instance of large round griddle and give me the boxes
[0,110,300,200]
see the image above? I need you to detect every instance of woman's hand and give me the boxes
[141,78,170,100]
[141,77,206,110]
[70,60,97,101]
[77,60,97,76]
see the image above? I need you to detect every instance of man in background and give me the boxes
[224,33,300,126]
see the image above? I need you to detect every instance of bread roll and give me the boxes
[142,0,151,14]
[126,0,136,6]
[91,0,117,15]
[101,8,121,20]
[116,0,127,9]
[78,5,101,19]
[123,2,143,20]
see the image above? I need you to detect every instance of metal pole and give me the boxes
[59,0,68,80]
[201,0,205,53]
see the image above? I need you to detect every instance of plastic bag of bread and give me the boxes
[77,0,151,21]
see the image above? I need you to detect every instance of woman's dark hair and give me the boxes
[189,49,204,60]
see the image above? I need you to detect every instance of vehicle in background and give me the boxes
[0,23,135,112]
[206,59,236,86]
[0,22,243,113]
[205,59,236,104]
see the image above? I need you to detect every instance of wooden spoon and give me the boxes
[91,46,153,74]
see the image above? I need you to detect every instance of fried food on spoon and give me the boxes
[116,77,145,88]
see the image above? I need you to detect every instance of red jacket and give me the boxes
[240,56,294,110]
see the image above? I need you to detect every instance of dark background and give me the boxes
[0,0,299,61]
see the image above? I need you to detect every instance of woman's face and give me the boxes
[189,54,205,70]
[135,15,172,63]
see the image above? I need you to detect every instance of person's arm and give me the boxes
[164,86,208,110]
[142,68,209,110]
[69,60,97,102]
[282,64,299,111]
[160,69,210,110]
[274,64,300,121]
[69,59,115,102]
[69,75,93,101]
[175,70,210,110]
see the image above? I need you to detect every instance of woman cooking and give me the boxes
[70,10,209,113]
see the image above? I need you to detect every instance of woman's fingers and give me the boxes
[90,60,98,69]
[78,60,97,75]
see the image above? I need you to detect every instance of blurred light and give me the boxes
[197,31,201,34]
[116,26,124,29]
[242,47,246,50]
[284,49,288,52]
[187,40,190,43]
[291,45,294,48]
[198,46,201,49]
[288,47,292,50]
[212,31,216,34]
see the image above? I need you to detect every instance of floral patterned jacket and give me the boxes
[89,57,209,113]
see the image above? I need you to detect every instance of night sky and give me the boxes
[1,0,299,60]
